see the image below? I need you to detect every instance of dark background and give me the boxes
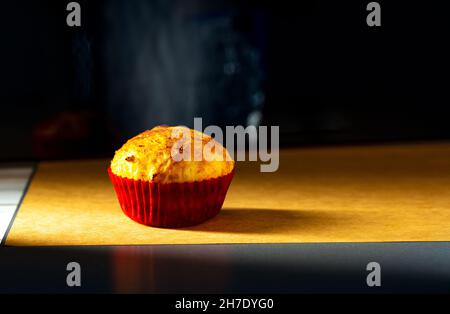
[1,0,449,160]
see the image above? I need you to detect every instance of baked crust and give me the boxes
[111,126,234,183]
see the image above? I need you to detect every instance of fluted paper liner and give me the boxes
[108,168,234,228]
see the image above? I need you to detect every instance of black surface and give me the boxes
[1,242,449,293]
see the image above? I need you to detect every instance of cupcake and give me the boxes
[108,126,234,228]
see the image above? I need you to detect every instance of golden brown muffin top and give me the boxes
[110,126,234,183]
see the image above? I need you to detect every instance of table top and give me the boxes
[5,142,450,246]
[1,143,450,293]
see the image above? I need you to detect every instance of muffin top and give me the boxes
[110,126,234,183]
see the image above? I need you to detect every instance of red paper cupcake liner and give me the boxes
[108,168,234,228]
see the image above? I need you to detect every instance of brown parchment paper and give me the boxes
[6,143,450,246]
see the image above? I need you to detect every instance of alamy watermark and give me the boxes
[170,118,279,173]
[66,2,81,27]
[66,262,81,287]
[366,262,381,287]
